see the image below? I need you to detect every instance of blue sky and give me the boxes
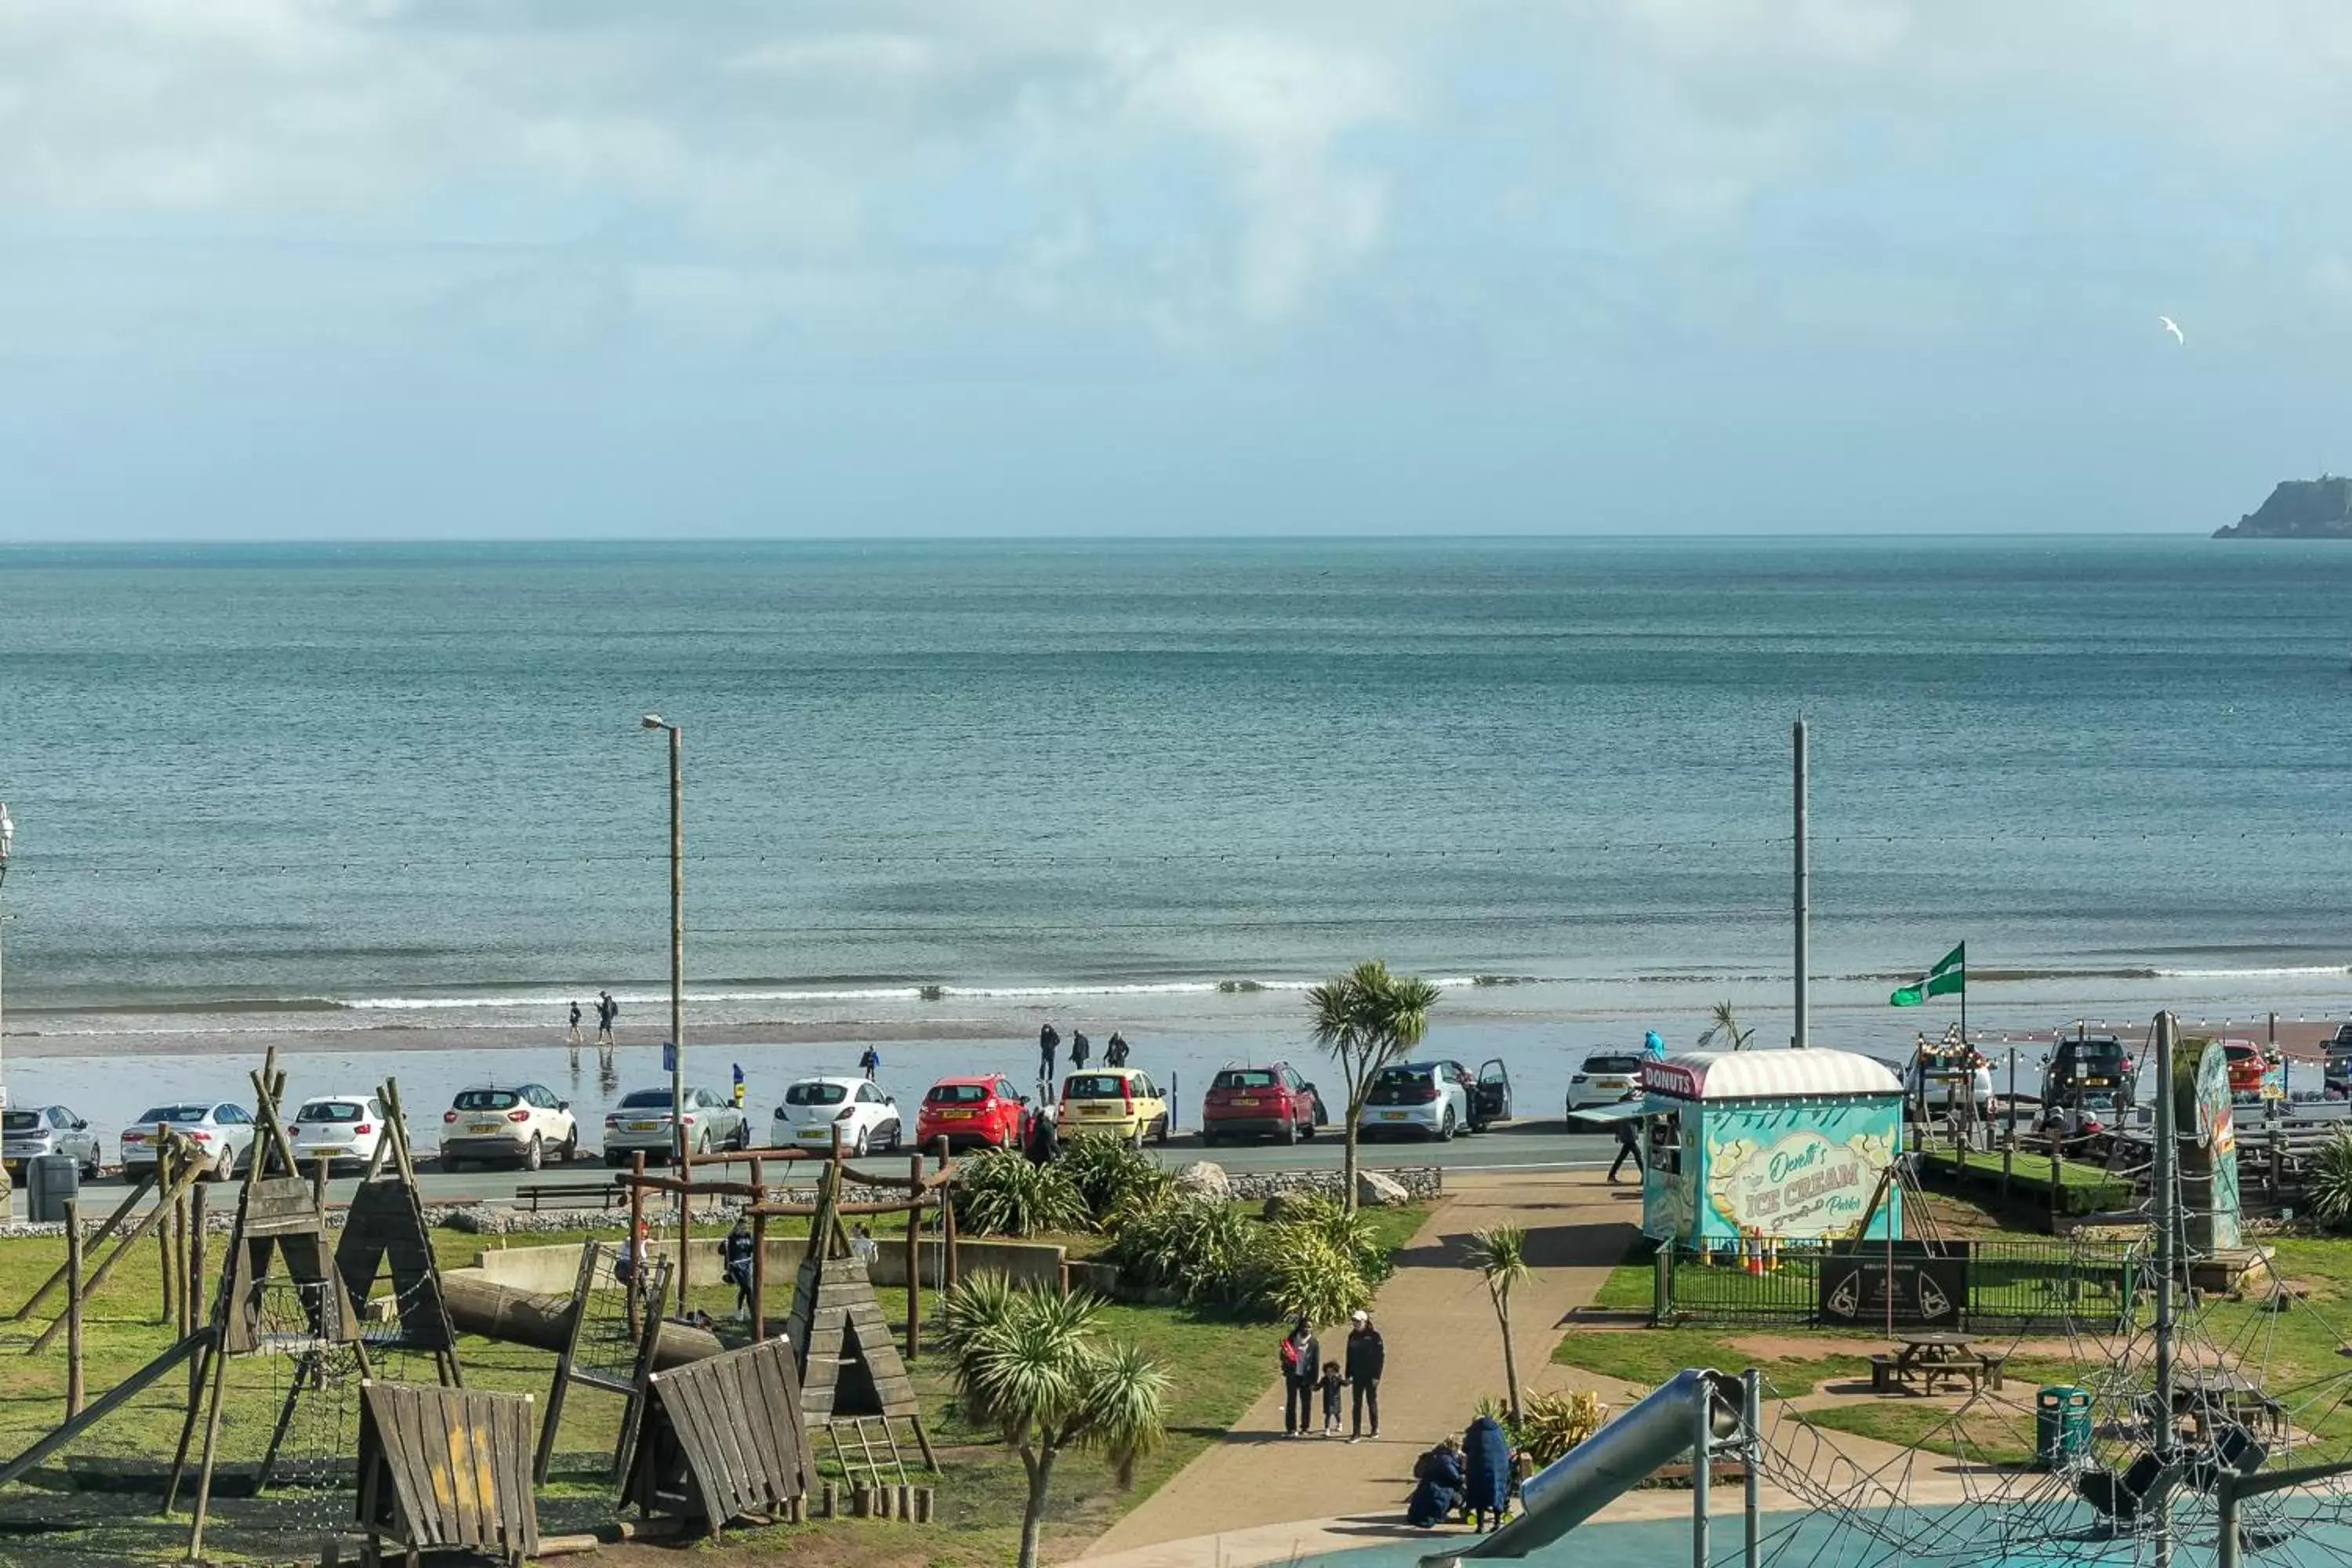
[2,1,2350,539]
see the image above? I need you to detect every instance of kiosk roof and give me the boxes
[1645,1048,1900,1102]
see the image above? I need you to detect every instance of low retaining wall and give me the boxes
[468,1233,1069,1294]
[1223,1166,1444,1203]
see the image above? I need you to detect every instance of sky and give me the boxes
[3,2,2352,540]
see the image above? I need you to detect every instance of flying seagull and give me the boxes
[2158,315,2184,345]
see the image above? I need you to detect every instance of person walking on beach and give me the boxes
[1607,1118,1643,1183]
[1345,1308,1385,1441]
[1279,1316,1320,1436]
[1037,1023,1060,1087]
[859,1045,881,1081]
[1070,1029,1091,1071]
[1105,1031,1130,1068]
[596,990,618,1046]
[566,1000,583,1070]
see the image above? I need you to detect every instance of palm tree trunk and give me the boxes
[1341,1097,1363,1215]
[1018,1443,1058,1568]
[1498,1294,1521,1423]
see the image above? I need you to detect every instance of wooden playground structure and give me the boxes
[607,1128,966,1492]
[0,1051,964,1563]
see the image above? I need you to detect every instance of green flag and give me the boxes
[1889,943,1965,1007]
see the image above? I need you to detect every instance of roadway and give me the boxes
[20,1120,1625,1218]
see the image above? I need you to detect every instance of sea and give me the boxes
[2,536,2350,1140]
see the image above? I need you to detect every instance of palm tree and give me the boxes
[1697,1000,1755,1051]
[942,1275,1169,1568]
[1468,1223,1532,1421]
[1309,960,1443,1213]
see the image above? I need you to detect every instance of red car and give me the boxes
[1200,1062,1324,1145]
[915,1074,1029,1151]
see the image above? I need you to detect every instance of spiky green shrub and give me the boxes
[1516,1389,1609,1468]
[954,1147,1087,1238]
[2310,1131,2352,1226]
[1250,1223,1376,1323]
[1271,1192,1392,1286]
[1105,1191,1258,1305]
[1058,1134,1171,1228]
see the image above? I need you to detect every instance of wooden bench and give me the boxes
[516,1181,626,1213]
[1869,1354,1899,1392]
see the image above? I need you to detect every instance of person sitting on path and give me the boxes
[1038,1022,1060,1084]
[720,1215,756,1321]
[1607,1117,1643,1183]
[859,1044,881,1081]
[1463,1413,1512,1532]
[1408,1436,1466,1528]
[1319,1359,1345,1437]
[1279,1316,1320,1436]
[1105,1030,1130,1068]
[1070,1029,1091,1070]
[1345,1308,1385,1441]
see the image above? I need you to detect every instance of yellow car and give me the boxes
[1058,1068,1171,1147]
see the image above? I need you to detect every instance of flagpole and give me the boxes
[1792,719,1809,1050]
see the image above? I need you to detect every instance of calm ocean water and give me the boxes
[2,537,2350,1067]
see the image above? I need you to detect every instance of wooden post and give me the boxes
[2050,1129,2066,1228]
[749,1156,768,1338]
[905,1153,924,1359]
[186,1181,208,1406]
[821,1481,837,1519]
[935,1136,958,1291]
[627,1152,648,1341]
[675,1131,692,1316]
[158,1136,177,1326]
[64,1198,84,1419]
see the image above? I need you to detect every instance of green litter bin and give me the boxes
[2035,1385,2092,1469]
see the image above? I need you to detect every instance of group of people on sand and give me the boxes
[1036,1022,1131,1083]
[1276,1310,1386,1440]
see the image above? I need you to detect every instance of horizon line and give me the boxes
[0,528,2243,549]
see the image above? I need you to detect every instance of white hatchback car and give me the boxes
[439,1083,578,1171]
[771,1077,903,1158]
[286,1093,392,1171]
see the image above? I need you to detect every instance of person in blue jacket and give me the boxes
[1407,1436,1465,1528]
[1462,1413,1512,1531]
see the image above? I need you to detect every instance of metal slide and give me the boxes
[1421,1368,1744,1566]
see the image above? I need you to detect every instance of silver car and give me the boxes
[119,1101,258,1181]
[3,1105,104,1180]
[601,1085,750,1166]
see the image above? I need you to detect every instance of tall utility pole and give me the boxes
[1791,721,1809,1049]
[641,716,685,1310]
[2152,1009,2179,1568]
[0,802,14,1119]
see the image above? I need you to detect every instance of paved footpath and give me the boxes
[1081,1168,1646,1564]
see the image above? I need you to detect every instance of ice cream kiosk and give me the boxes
[1640,1048,1904,1252]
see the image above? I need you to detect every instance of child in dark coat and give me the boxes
[1318,1360,1345,1436]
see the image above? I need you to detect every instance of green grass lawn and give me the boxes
[0,1203,1428,1566]
[1558,1223,2352,1472]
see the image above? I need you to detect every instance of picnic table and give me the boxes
[2171,1371,2285,1440]
[1869,1332,2007,1396]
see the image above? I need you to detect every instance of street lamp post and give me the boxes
[641,717,686,1312]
